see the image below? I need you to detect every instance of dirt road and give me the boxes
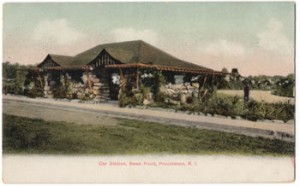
[3,95,294,141]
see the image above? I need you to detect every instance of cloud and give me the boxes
[111,28,159,45]
[32,19,84,46]
[258,18,293,54]
[199,39,245,57]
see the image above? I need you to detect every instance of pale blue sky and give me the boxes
[3,2,295,75]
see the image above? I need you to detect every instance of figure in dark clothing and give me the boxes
[244,84,250,102]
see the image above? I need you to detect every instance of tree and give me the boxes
[3,61,17,79]
[3,61,29,95]
[221,67,229,73]
[272,74,295,97]
[231,68,240,79]
[14,67,27,94]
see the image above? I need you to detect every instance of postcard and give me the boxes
[2,1,295,183]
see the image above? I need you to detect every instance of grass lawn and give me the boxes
[2,114,294,156]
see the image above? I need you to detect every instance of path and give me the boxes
[3,95,295,141]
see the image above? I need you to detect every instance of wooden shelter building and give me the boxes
[31,40,226,101]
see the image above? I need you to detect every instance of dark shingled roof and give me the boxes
[39,40,211,70]
[48,54,73,66]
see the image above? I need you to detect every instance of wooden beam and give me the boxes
[119,68,126,92]
[85,70,92,91]
[136,66,140,90]
[37,71,43,89]
[41,65,91,71]
[212,72,215,86]
[105,63,230,76]
[64,73,68,93]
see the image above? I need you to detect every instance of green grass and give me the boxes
[2,114,294,156]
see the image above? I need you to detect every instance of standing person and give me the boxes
[244,84,250,102]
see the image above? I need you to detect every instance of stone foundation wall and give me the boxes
[41,71,110,102]
[160,83,199,105]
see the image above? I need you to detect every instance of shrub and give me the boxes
[24,86,43,98]
[186,96,194,104]
[134,93,144,105]
[53,85,66,98]
[272,103,294,122]
[155,92,168,103]
[23,73,44,98]
[175,93,294,122]
[242,101,294,122]
[3,82,15,94]
[118,92,138,107]
[272,74,295,97]
[152,71,165,100]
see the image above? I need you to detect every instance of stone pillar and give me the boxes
[43,73,53,98]
[43,74,49,97]
[93,76,102,101]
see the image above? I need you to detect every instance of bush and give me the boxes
[207,94,235,116]
[176,93,294,122]
[272,74,294,97]
[24,86,43,98]
[23,73,44,98]
[186,96,194,104]
[242,101,294,122]
[272,103,294,122]
[272,86,294,97]
[152,71,165,100]
[118,92,138,107]
[155,92,168,102]
[243,100,265,121]
[3,82,15,94]
[53,85,66,98]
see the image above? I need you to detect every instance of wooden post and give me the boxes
[198,73,208,99]
[211,72,215,86]
[136,66,140,91]
[202,73,209,98]
[64,72,68,92]
[202,73,208,88]
[119,68,124,81]
[119,68,125,91]
[37,71,43,89]
[86,70,92,91]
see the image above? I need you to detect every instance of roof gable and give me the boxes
[37,40,211,71]
[37,55,60,68]
[72,40,141,66]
